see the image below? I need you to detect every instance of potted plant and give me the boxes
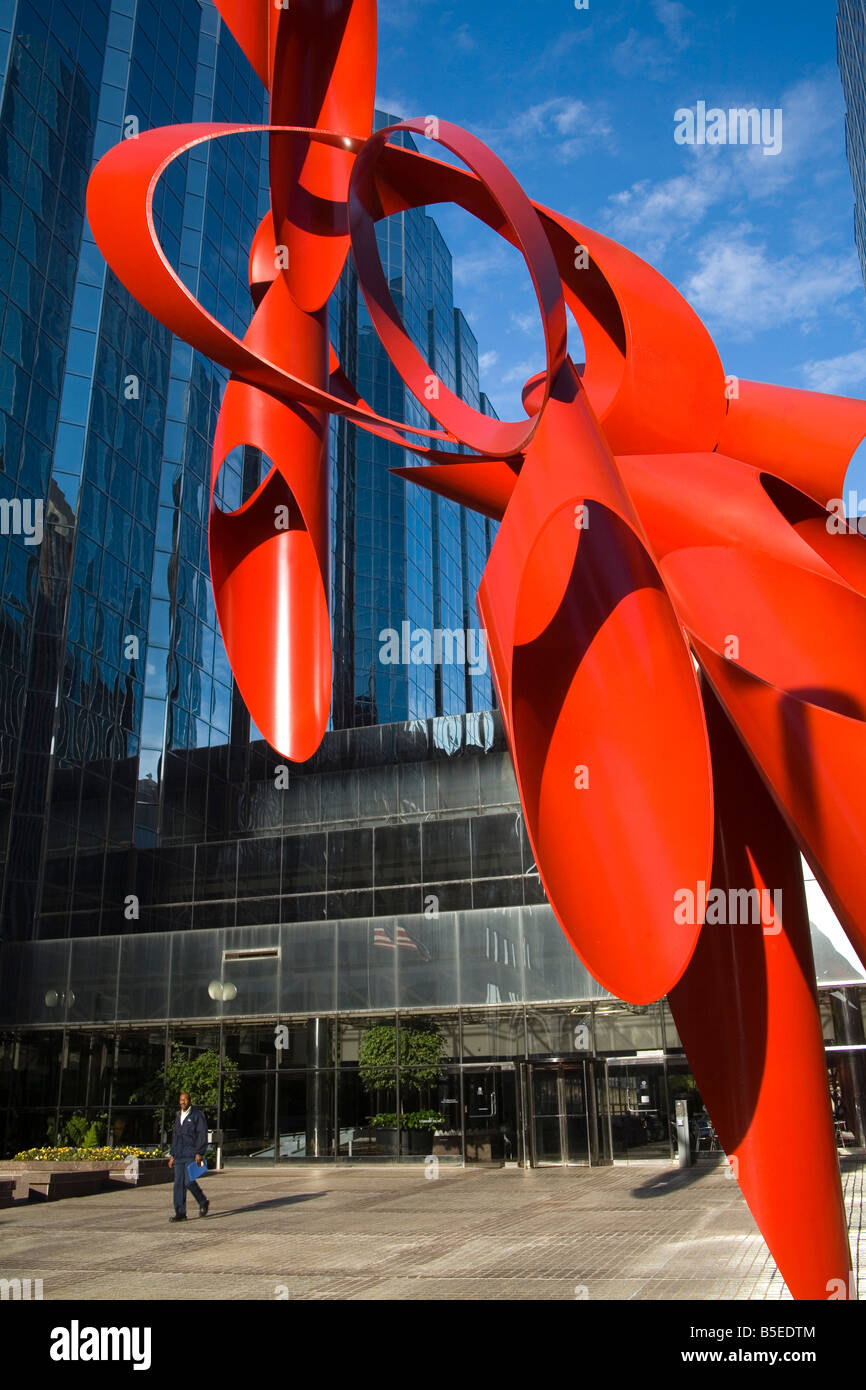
[357,1024,446,1156]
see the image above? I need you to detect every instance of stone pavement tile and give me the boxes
[341,1277,580,1301]
[0,1160,861,1301]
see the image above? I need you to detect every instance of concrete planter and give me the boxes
[0,1157,172,1199]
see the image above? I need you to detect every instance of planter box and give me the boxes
[352,1127,399,1157]
[401,1129,438,1157]
[28,1171,107,1201]
[431,1131,462,1159]
[352,1127,441,1157]
[108,1158,172,1188]
[464,1130,505,1165]
[0,1157,171,1199]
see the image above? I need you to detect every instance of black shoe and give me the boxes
[199,1201,209,1217]
[169,1214,187,1222]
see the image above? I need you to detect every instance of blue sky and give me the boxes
[374,0,866,492]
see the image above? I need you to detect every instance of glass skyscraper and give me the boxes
[0,0,863,1169]
[839,0,866,291]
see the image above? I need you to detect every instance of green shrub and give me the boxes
[130,1045,238,1119]
[62,1114,90,1147]
[358,1025,445,1095]
[367,1110,444,1131]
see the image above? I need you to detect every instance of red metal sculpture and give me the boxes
[86,0,866,1299]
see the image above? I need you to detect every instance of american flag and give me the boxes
[373,925,431,959]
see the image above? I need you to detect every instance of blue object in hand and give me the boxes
[187,1158,208,1181]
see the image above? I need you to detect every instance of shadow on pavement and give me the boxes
[630,1163,724,1199]
[202,1191,326,1219]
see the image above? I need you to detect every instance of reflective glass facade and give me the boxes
[839,0,866,290]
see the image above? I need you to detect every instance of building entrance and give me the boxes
[522,1061,611,1166]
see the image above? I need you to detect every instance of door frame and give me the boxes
[521,1059,611,1167]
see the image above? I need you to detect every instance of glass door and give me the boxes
[525,1062,611,1166]
[606,1058,671,1159]
[526,1065,586,1165]
[463,1064,518,1163]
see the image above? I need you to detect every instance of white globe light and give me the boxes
[207,980,223,1001]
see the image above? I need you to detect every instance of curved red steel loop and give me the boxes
[85,0,866,1300]
[348,118,568,456]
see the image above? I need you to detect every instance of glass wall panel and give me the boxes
[59,1029,115,1110]
[461,1007,525,1060]
[338,1065,389,1158]
[526,1007,592,1059]
[396,912,459,1009]
[111,1029,167,1104]
[117,934,170,1021]
[282,831,326,894]
[336,918,397,1011]
[435,758,479,811]
[278,922,337,1014]
[5,1032,63,1119]
[327,827,373,890]
[398,1013,460,1062]
[374,822,420,886]
[477,754,519,807]
[18,940,72,1026]
[421,817,470,883]
[217,932,280,1018]
[67,937,119,1023]
[164,1027,221,1133]
[320,770,359,823]
[458,908,523,1006]
[109,1107,162,1148]
[336,1014,397,1159]
[236,836,281,898]
[593,1001,663,1055]
[272,1022,309,1066]
[224,1026,279,1071]
[471,812,522,878]
[360,764,399,818]
[167,929,224,1020]
[224,1071,275,1163]
[660,999,682,1051]
[521,906,600,1003]
[0,945,23,1025]
[276,1068,334,1160]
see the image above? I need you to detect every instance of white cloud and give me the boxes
[453,23,476,52]
[451,243,512,289]
[613,2,692,79]
[478,350,499,373]
[603,154,731,259]
[651,0,694,49]
[510,311,538,334]
[800,347,866,394]
[612,30,671,79]
[377,0,437,27]
[483,96,614,164]
[601,71,846,260]
[374,93,408,120]
[500,357,542,386]
[736,71,844,197]
[683,235,861,337]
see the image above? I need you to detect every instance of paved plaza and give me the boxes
[1,1158,863,1301]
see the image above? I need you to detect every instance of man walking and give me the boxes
[168,1090,210,1221]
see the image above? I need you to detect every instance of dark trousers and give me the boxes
[173,1160,206,1214]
